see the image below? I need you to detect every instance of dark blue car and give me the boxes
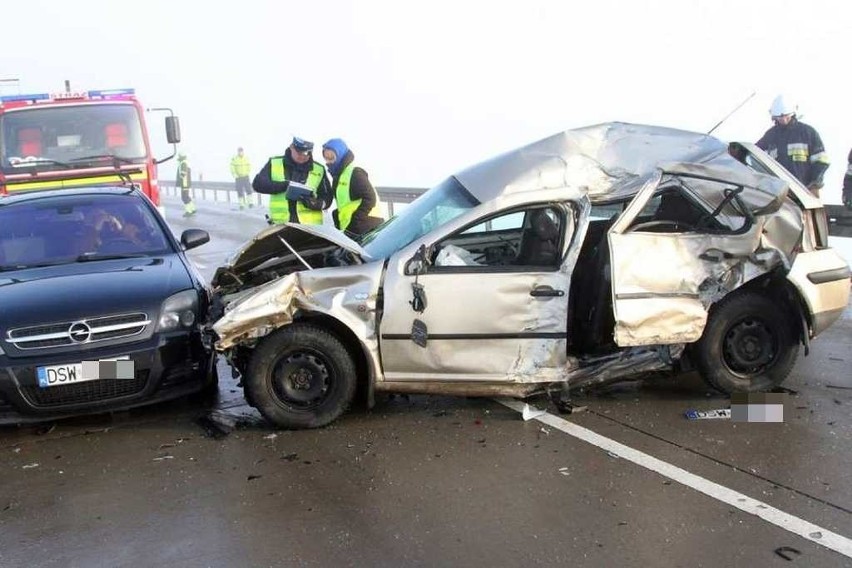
[0,186,215,424]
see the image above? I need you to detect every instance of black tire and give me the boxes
[245,324,356,429]
[695,291,798,394]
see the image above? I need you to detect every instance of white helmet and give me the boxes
[770,94,797,117]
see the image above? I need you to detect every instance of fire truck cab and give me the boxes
[0,88,180,212]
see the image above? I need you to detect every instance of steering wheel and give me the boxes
[630,220,698,233]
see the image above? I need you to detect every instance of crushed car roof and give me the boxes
[453,122,789,205]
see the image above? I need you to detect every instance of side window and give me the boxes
[432,206,565,270]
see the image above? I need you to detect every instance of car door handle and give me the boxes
[530,286,564,298]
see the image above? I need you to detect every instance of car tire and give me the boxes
[695,291,798,394]
[245,324,356,429]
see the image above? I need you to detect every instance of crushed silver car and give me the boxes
[209,122,851,429]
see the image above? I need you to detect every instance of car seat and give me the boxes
[515,209,560,267]
[104,123,129,150]
[17,128,43,156]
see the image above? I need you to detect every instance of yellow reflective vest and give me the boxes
[335,164,381,232]
[269,158,326,224]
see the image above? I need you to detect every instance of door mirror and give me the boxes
[165,116,181,144]
[405,244,429,275]
[180,228,209,251]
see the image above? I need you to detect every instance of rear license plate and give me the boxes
[36,357,134,388]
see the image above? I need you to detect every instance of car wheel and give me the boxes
[245,324,356,429]
[695,291,798,393]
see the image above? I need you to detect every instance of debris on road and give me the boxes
[21,463,39,469]
[522,403,546,421]
[263,433,278,441]
[153,455,174,461]
[774,546,801,561]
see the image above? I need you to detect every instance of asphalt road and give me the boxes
[0,195,850,567]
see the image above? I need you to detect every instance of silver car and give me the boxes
[210,123,851,429]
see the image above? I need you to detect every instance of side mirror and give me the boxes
[181,228,209,251]
[165,116,181,144]
[405,244,429,276]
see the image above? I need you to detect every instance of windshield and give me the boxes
[361,176,479,259]
[0,193,172,270]
[1,104,146,173]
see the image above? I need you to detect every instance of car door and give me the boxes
[379,204,577,383]
[608,170,762,346]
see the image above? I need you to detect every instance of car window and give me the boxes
[361,176,478,260]
[432,206,566,270]
[628,187,747,234]
[0,193,172,269]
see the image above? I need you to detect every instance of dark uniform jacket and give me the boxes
[756,118,829,188]
[252,149,332,223]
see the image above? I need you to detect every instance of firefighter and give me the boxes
[756,95,830,197]
[176,153,196,217]
[321,138,384,237]
[230,146,253,209]
[252,137,331,225]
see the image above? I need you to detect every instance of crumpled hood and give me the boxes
[212,223,371,286]
[0,256,193,327]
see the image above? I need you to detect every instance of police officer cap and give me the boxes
[291,137,314,152]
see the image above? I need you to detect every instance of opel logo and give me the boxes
[68,322,91,343]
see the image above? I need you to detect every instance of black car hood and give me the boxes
[0,255,194,327]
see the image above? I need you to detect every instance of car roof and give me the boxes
[0,185,139,206]
[452,122,788,205]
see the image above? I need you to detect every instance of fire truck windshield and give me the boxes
[1,104,146,174]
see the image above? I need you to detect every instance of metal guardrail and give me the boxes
[160,181,427,216]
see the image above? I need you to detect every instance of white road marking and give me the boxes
[496,398,852,559]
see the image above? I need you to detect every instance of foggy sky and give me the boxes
[1,0,850,203]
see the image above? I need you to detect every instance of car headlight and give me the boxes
[158,290,199,331]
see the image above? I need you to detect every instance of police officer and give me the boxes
[756,95,830,197]
[252,137,332,225]
[176,152,197,217]
[321,138,384,237]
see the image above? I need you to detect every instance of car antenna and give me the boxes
[706,91,756,135]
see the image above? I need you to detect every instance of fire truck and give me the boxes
[0,88,180,212]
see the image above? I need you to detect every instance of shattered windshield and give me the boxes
[0,104,146,173]
[361,176,479,259]
[0,193,172,270]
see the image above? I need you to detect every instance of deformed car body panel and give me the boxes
[607,165,802,346]
[210,122,850,420]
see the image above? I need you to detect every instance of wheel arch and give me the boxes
[729,270,811,353]
[295,312,377,409]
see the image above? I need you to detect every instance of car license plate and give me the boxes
[36,357,134,388]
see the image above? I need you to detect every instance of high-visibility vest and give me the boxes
[230,155,251,178]
[335,164,380,232]
[268,158,326,224]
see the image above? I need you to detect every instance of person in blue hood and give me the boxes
[321,138,384,236]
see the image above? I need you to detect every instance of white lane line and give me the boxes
[496,398,852,559]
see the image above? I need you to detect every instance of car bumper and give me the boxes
[786,249,852,338]
[0,331,215,424]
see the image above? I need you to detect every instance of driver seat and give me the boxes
[17,128,43,156]
[516,209,560,267]
[104,123,128,150]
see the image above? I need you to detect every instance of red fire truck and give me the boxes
[0,88,180,212]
